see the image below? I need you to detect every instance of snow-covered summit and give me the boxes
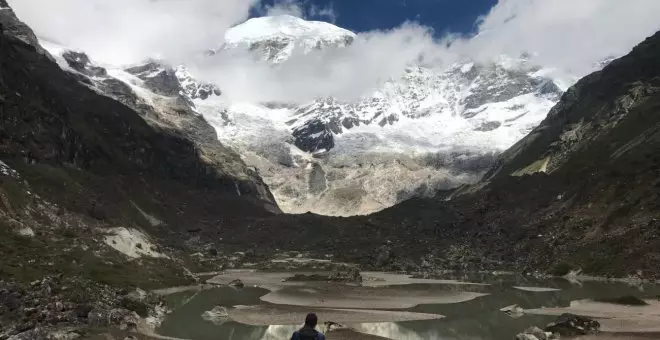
[225,15,355,44]
[224,15,356,62]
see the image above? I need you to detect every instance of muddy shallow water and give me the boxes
[156,272,660,340]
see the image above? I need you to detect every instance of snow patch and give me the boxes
[224,15,355,62]
[130,202,164,227]
[16,226,35,237]
[460,63,474,73]
[0,160,19,178]
[225,15,355,45]
[104,227,166,259]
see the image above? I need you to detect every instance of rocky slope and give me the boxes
[0,4,285,336]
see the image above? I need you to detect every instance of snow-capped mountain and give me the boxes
[222,15,355,62]
[287,60,562,154]
[185,16,569,216]
[38,16,575,216]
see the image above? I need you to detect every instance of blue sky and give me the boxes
[251,0,498,37]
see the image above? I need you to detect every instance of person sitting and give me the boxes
[290,313,326,340]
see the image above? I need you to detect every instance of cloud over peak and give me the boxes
[8,0,660,103]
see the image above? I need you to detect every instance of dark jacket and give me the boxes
[291,327,325,340]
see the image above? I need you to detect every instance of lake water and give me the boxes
[156,272,660,340]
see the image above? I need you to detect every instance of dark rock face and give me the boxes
[462,65,563,110]
[228,279,244,289]
[545,313,600,336]
[0,2,45,54]
[193,84,221,100]
[125,62,181,97]
[292,120,335,153]
[61,51,107,77]
[474,121,502,132]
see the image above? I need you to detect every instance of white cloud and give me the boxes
[196,0,660,104]
[194,23,453,103]
[8,0,660,104]
[309,4,338,23]
[7,0,258,65]
[455,0,660,75]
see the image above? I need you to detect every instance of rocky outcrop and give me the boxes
[175,66,221,100]
[0,276,162,339]
[292,119,335,153]
[545,313,600,336]
[0,0,47,55]
[61,51,108,78]
[515,326,557,340]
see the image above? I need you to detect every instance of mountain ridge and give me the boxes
[181,15,570,215]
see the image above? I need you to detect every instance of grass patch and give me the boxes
[0,178,29,210]
[595,295,649,306]
[0,224,191,289]
[0,223,53,282]
[19,163,83,192]
[82,257,191,290]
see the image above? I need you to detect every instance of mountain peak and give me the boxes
[225,15,355,45]
[223,16,355,62]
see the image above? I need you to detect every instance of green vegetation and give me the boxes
[0,223,191,289]
[0,178,29,210]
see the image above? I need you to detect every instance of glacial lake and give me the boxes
[156,271,660,340]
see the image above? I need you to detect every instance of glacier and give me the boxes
[37,15,596,216]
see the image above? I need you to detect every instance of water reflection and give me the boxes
[355,322,431,340]
[157,275,660,340]
[261,325,300,340]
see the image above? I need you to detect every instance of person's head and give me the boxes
[304,313,318,328]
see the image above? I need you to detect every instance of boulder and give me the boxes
[61,51,108,77]
[87,308,111,327]
[500,304,525,318]
[515,334,539,340]
[201,306,230,326]
[119,311,140,331]
[545,313,600,336]
[7,327,49,340]
[119,289,150,317]
[228,279,244,289]
[73,304,93,318]
[324,321,349,333]
[515,326,557,340]
[48,330,81,340]
[329,267,362,284]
